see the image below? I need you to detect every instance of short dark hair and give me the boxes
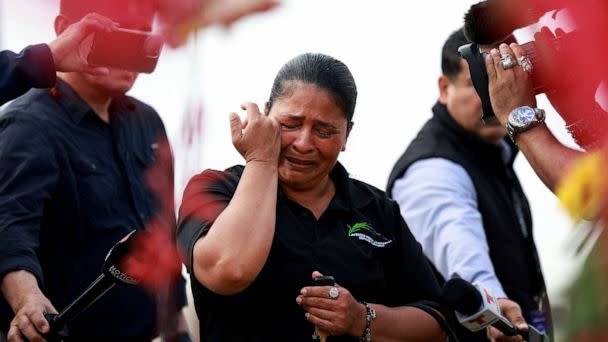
[267,53,358,122]
[60,0,155,30]
[441,28,470,80]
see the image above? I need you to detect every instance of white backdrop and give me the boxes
[1,0,582,324]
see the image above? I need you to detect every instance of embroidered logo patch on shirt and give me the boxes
[347,222,392,247]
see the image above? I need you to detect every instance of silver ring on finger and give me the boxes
[328,286,340,300]
[500,54,517,70]
[518,55,533,73]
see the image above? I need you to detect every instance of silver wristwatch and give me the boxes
[506,106,546,142]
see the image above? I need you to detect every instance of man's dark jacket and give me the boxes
[387,102,547,340]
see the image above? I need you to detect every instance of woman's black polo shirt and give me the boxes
[178,162,443,341]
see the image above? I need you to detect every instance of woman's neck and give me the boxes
[281,176,336,219]
[58,73,113,123]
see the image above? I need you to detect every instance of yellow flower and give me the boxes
[556,152,606,221]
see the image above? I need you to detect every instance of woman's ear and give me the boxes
[342,121,354,151]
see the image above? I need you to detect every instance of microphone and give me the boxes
[44,231,140,341]
[441,277,518,336]
[441,278,550,342]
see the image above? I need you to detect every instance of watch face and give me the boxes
[509,107,536,129]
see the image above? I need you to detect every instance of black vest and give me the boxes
[387,102,546,320]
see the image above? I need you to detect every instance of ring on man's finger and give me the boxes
[500,54,517,70]
[517,55,533,73]
[328,286,339,300]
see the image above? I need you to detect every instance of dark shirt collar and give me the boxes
[52,78,93,124]
[277,161,372,214]
[432,101,518,166]
[327,162,372,213]
[52,78,137,124]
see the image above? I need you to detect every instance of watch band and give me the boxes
[358,301,376,342]
[506,106,545,142]
[506,122,516,142]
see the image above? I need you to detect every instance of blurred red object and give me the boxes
[528,0,608,149]
[120,137,181,292]
[156,0,280,47]
[120,222,182,292]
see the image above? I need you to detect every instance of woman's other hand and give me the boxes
[296,271,366,337]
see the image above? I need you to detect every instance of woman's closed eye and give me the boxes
[279,120,339,138]
[280,122,300,130]
[314,128,336,138]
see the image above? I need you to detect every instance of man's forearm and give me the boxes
[516,124,583,192]
[0,45,56,105]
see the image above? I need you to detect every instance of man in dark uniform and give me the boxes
[0,1,189,341]
[386,28,551,341]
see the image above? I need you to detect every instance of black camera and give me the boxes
[458,34,576,120]
[61,0,162,73]
[88,28,164,73]
[459,0,582,120]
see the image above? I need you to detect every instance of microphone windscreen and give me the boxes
[441,278,483,316]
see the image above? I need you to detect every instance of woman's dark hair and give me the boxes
[267,53,357,122]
